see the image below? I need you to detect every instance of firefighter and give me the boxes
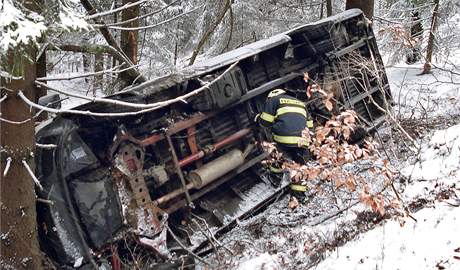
[255,88,313,197]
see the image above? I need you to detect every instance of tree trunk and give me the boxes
[1,48,43,270]
[326,0,333,17]
[422,0,439,74]
[120,0,139,84]
[345,0,374,20]
[94,53,104,95]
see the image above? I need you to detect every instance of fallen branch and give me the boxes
[166,225,211,266]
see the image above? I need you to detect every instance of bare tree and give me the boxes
[421,0,439,74]
[326,0,333,17]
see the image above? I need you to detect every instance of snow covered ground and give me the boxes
[203,53,460,269]
[314,60,460,269]
[317,201,460,270]
[307,61,460,269]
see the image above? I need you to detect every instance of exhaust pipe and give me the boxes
[188,149,245,188]
[155,146,253,205]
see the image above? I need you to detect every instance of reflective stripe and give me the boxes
[269,166,284,173]
[276,107,307,118]
[290,184,307,192]
[307,120,314,128]
[260,112,275,123]
[279,98,305,107]
[273,134,306,145]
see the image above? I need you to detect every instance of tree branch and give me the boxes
[104,5,204,31]
[85,0,147,20]
[93,0,181,27]
[36,64,139,81]
[22,62,238,117]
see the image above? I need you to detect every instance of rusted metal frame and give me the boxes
[165,151,269,214]
[186,126,202,167]
[165,133,193,207]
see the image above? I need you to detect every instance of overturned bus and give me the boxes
[35,9,392,269]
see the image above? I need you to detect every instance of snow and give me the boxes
[317,202,460,270]
[73,256,83,268]
[0,0,46,52]
[237,253,281,270]
[402,124,460,182]
[311,45,460,270]
[0,0,88,53]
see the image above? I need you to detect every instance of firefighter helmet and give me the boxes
[268,89,286,98]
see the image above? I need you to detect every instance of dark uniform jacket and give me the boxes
[258,94,312,147]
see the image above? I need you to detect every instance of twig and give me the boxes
[36,198,54,205]
[166,225,211,266]
[191,213,234,255]
[22,160,44,190]
[3,157,12,177]
[192,219,220,263]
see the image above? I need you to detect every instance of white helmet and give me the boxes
[267,89,286,98]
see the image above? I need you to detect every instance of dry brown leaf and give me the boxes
[325,99,333,111]
[288,196,299,209]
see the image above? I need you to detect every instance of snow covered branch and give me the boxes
[36,64,139,81]
[95,0,181,27]
[0,94,7,103]
[84,0,147,20]
[23,61,238,117]
[105,5,204,31]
